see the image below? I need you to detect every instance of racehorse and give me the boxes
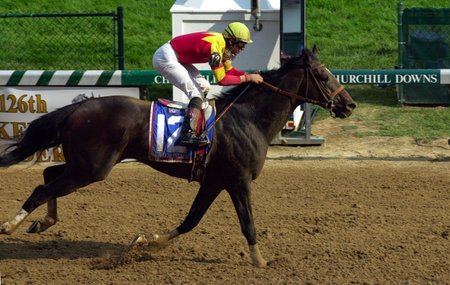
[0,47,356,267]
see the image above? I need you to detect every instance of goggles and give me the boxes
[235,41,247,49]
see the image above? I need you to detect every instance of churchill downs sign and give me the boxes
[333,69,450,85]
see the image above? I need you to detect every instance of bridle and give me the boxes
[204,61,345,135]
[260,63,345,111]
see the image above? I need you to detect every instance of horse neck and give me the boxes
[226,87,294,142]
[259,90,296,140]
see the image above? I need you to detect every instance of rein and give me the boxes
[261,64,345,111]
[261,81,329,108]
[201,85,250,136]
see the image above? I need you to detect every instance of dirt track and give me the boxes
[0,136,449,284]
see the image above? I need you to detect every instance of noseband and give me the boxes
[260,63,345,111]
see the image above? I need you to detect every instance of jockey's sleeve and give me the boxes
[211,60,246,86]
[223,60,246,76]
[226,68,246,76]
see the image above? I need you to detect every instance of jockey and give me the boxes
[152,22,264,148]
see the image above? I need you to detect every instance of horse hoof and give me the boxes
[152,233,169,244]
[152,229,178,244]
[27,221,49,233]
[253,259,268,268]
[129,234,147,246]
[114,234,148,268]
[0,222,13,235]
[27,221,41,233]
[145,233,171,249]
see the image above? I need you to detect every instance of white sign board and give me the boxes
[0,86,139,163]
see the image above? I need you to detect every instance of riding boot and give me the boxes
[179,97,209,148]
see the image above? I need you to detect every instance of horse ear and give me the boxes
[301,47,307,56]
[300,47,312,65]
[312,45,319,55]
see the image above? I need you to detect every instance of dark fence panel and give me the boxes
[0,7,124,70]
[398,6,450,105]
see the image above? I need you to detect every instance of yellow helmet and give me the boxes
[223,22,253,43]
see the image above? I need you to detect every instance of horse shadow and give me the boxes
[0,238,232,269]
[0,237,124,260]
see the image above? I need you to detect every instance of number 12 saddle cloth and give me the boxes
[148,98,216,182]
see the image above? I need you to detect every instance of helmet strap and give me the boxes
[225,24,237,42]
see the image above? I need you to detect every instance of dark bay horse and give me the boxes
[0,47,356,267]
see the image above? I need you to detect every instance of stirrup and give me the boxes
[180,132,209,148]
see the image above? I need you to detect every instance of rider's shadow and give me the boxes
[0,238,123,260]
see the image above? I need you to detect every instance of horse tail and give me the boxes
[0,102,83,167]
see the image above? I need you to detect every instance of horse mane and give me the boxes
[220,48,315,101]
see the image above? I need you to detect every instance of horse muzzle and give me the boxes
[331,94,357,118]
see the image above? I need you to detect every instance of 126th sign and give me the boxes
[0,94,48,114]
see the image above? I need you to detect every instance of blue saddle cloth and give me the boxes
[148,99,215,163]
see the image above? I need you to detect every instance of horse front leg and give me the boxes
[120,183,218,267]
[151,184,221,246]
[228,180,268,267]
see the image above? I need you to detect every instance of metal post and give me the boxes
[397,0,404,70]
[117,6,125,70]
[303,102,311,142]
[397,0,404,104]
[301,0,306,46]
[301,0,312,143]
[280,1,284,55]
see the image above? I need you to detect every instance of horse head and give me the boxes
[264,45,356,118]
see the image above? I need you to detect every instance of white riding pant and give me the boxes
[152,42,210,101]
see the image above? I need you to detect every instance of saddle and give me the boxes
[148,98,215,182]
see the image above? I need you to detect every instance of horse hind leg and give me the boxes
[27,199,57,234]
[27,164,65,233]
[0,198,57,235]
[0,208,29,235]
[1,125,126,235]
[0,173,75,235]
[1,161,112,235]
[1,164,67,234]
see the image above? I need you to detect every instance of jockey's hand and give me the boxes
[245,73,264,84]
